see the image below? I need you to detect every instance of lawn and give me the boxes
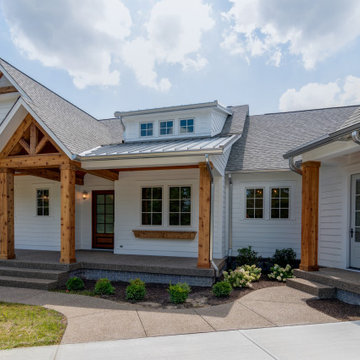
[0,302,66,350]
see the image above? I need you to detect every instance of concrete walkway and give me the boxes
[2,321,360,360]
[0,285,338,344]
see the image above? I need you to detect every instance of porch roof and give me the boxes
[78,134,239,159]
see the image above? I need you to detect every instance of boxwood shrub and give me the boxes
[126,278,146,301]
[94,278,115,295]
[66,277,85,291]
[168,282,191,304]
[212,281,232,298]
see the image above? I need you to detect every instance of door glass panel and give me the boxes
[97,205,104,214]
[96,195,105,204]
[97,223,105,233]
[356,180,360,194]
[355,228,360,242]
[105,224,114,234]
[356,212,360,226]
[97,214,104,223]
[106,204,113,214]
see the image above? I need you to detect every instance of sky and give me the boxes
[1,0,360,119]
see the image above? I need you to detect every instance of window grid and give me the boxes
[169,186,191,226]
[37,189,49,216]
[159,121,173,135]
[271,187,290,219]
[141,187,162,225]
[246,188,263,219]
[180,119,194,134]
[140,123,153,137]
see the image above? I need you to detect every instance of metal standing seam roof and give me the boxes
[79,135,239,158]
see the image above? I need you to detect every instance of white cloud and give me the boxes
[122,0,214,91]
[279,76,360,111]
[222,0,360,69]
[1,0,132,89]
[1,0,214,91]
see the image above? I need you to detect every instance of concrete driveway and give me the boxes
[0,285,338,344]
[2,321,360,360]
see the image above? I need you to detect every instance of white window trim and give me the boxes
[168,185,193,227]
[178,117,195,135]
[139,185,164,226]
[244,186,265,220]
[158,119,175,136]
[269,186,292,221]
[139,121,154,137]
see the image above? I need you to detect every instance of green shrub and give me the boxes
[66,277,85,291]
[268,264,293,282]
[240,264,262,281]
[236,246,259,266]
[212,281,232,298]
[223,267,253,288]
[168,283,191,304]
[94,278,115,295]
[272,248,297,268]
[126,278,146,301]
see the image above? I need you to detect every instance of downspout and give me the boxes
[289,157,302,175]
[352,130,360,145]
[228,173,233,257]
[114,111,126,140]
[205,154,219,277]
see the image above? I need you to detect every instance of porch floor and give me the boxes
[7,249,224,278]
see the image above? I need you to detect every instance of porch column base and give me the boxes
[0,254,16,260]
[299,264,319,271]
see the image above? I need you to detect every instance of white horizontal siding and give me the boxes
[114,169,200,257]
[230,172,301,258]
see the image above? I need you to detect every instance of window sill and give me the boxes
[132,230,197,240]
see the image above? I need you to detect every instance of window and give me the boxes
[169,186,191,226]
[37,189,49,216]
[271,187,290,219]
[180,119,194,134]
[246,188,263,219]
[141,187,162,225]
[159,120,173,135]
[140,123,153,137]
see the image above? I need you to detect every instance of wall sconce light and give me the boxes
[82,191,88,200]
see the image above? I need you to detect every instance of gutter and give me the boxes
[205,154,219,277]
[114,112,126,133]
[228,174,233,257]
[352,130,360,144]
[288,157,302,175]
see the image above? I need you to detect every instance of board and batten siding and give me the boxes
[230,171,302,258]
[13,174,113,251]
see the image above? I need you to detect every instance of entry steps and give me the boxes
[286,278,336,299]
[0,262,68,290]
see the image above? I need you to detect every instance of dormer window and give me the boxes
[180,119,194,134]
[159,120,173,135]
[140,123,153,137]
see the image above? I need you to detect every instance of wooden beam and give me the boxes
[0,72,3,79]
[0,154,79,169]
[85,169,119,181]
[0,168,15,260]
[60,164,76,264]
[29,123,37,155]
[116,165,199,172]
[197,163,211,268]
[35,136,48,154]
[18,138,30,154]
[0,86,17,95]
[300,161,321,271]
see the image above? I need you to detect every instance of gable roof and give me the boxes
[0,58,112,155]
[226,105,360,172]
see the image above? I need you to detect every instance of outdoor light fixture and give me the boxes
[82,191,88,200]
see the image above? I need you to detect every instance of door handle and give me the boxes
[350,228,354,238]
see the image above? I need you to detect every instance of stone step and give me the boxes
[0,259,74,271]
[0,275,58,290]
[0,266,65,280]
[287,278,336,299]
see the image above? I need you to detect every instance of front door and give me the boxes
[350,175,360,268]
[92,190,114,249]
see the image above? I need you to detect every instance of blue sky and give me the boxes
[1,0,360,119]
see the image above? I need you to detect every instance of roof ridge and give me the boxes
[256,104,360,117]
[0,57,99,121]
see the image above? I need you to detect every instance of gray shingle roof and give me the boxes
[226,105,360,172]
[79,135,238,158]
[221,105,249,135]
[0,58,113,155]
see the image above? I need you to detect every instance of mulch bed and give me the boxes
[58,276,284,309]
[306,298,360,321]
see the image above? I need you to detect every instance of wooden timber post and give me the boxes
[197,163,211,268]
[60,163,76,264]
[0,168,15,259]
[300,161,321,271]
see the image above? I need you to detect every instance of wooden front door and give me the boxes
[92,190,114,249]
